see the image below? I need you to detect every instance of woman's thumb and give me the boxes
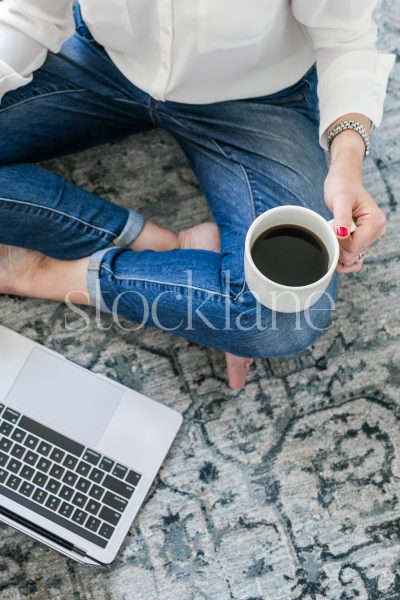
[333,194,354,239]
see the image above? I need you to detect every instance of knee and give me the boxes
[0,163,50,201]
[0,163,27,190]
[222,283,336,359]
[225,320,325,360]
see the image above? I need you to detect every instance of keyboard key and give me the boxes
[99,457,114,472]
[3,408,20,424]
[58,502,74,518]
[19,415,84,457]
[49,464,65,480]
[11,428,26,443]
[89,468,104,484]
[72,509,88,526]
[63,455,78,470]
[46,478,61,494]
[103,474,135,500]
[50,448,65,463]
[37,458,51,473]
[126,470,141,487]
[103,491,128,513]
[20,465,35,481]
[0,422,13,436]
[0,468,7,483]
[32,488,48,504]
[76,461,91,477]
[98,522,115,540]
[86,499,101,516]
[24,451,39,466]
[19,482,34,497]
[88,484,104,501]
[112,463,127,479]
[63,471,78,486]
[24,435,39,450]
[10,443,25,459]
[0,438,12,452]
[7,458,22,474]
[37,441,52,456]
[86,516,101,532]
[72,492,87,508]
[0,483,107,548]
[32,472,48,487]
[0,452,8,467]
[76,477,91,493]
[45,495,61,511]
[99,506,121,526]
[59,485,74,501]
[0,404,4,415]
[6,474,21,490]
[82,450,101,466]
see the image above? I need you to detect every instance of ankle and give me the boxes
[15,254,49,298]
[26,256,92,305]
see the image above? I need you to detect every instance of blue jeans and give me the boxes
[0,6,338,358]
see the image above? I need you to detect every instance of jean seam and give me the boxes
[0,196,116,238]
[100,265,231,299]
[208,138,257,220]
[113,97,146,109]
[246,162,314,209]
[0,88,88,113]
[240,165,256,222]
[208,139,255,302]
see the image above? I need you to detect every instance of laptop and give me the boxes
[0,325,182,565]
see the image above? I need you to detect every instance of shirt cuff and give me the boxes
[317,50,396,150]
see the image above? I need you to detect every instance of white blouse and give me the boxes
[0,0,395,148]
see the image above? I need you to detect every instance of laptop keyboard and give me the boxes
[0,404,141,549]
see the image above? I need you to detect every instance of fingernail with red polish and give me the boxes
[336,226,349,238]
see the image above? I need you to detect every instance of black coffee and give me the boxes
[251,225,329,286]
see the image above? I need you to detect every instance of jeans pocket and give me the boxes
[249,65,317,109]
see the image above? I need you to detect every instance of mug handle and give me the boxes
[328,219,357,234]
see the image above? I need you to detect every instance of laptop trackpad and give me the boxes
[5,348,123,447]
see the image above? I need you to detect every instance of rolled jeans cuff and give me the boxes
[87,247,117,314]
[113,209,145,246]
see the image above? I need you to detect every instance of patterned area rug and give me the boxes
[0,2,399,599]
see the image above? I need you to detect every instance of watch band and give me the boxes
[327,119,371,157]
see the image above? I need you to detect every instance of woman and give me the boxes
[0,1,394,388]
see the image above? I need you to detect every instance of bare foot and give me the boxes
[176,222,254,389]
[225,354,254,390]
[130,221,221,253]
[0,244,90,305]
[0,244,46,296]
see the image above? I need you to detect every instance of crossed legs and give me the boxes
[0,31,338,388]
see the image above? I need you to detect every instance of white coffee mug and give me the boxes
[244,205,355,313]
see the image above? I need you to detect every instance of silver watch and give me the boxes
[327,119,371,157]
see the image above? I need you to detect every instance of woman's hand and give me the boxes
[324,125,387,274]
